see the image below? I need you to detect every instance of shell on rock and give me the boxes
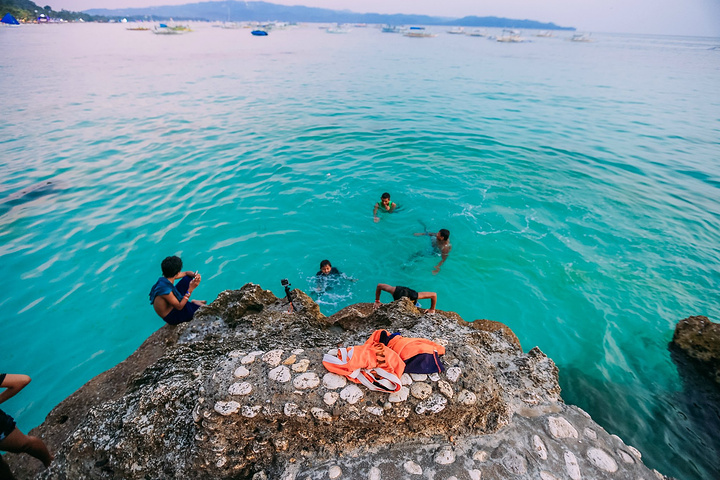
[401,373,413,385]
[340,384,364,404]
[587,448,618,472]
[446,367,462,382]
[323,392,339,406]
[233,366,250,378]
[322,373,347,389]
[214,401,241,416]
[472,450,488,462]
[283,402,306,417]
[564,451,581,480]
[532,435,548,460]
[262,349,284,366]
[415,393,447,414]
[292,348,305,355]
[548,416,578,439]
[438,380,454,398]
[291,359,310,373]
[365,406,384,416]
[388,386,409,403]
[293,372,320,390]
[583,427,597,440]
[228,382,253,396]
[328,466,342,479]
[282,354,297,365]
[428,373,441,382]
[228,350,246,358]
[457,389,477,405]
[468,470,482,480]
[617,449,635,464]
[241,354,258,365]
[268,365,291,383]
[410,382,432,400]
[403,461,423,475]
[435,446,456,465]
[410,373,428,382]
[310,407,332,421]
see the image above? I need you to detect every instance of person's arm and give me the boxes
[417,292,437,314]
[374,284,394,309]
[414,231,435,236]
[433,245,451,274]
[0,374,31,404]
[163,275,201,310]
[389,202,397,213]
[373,203,380,222]
[183,270,197,278]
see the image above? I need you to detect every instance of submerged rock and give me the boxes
[671,315,720,384]
[9,283,672,479]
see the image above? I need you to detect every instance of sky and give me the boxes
[46,0,720,36]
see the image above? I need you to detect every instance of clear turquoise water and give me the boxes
[1,24,719,479]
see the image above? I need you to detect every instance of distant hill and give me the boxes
[84,0,575,30]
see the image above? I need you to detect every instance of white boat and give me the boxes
[570,33,593,42]
[403,27,437,38]
[152,24,182,35]
[535,30,554,38]
[381,25,403,33]
[496,29,524,43]
[447,27,465,34]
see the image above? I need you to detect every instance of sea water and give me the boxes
[1,23,719,479]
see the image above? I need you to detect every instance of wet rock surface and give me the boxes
[671,315,720,385]
[10,284,671,479]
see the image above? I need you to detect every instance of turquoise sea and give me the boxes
[1,23,719,479]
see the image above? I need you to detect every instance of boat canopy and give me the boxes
[1,13,20,25]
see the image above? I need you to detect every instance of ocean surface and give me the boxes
[1,23,719,479]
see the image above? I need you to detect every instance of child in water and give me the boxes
[373,192,397,222]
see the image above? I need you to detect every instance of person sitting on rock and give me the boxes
[0,373,53,478]
[149,255,206,325]
[374,283,437,314]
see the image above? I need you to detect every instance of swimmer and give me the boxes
[413,228,451,274]
[373,192,397,222]
[373,283,437,314]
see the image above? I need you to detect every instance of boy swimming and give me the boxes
[373,192,397,222]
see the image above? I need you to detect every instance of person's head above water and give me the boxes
[380,192,391,206]
[161,255,183,278]
[319,259,332,275]
[438,229,450,241]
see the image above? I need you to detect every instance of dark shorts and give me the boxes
[392,286,418,302]
[0,409,16,443]
[163,276,201,326]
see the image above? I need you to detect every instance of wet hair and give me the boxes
[320,259,332,269]
[161,256,183,277]
[438,229,450,241]
[381,192,391,200]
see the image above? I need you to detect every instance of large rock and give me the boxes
[671,315,720,385]
[9,284,670,479]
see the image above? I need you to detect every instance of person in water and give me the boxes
[374,283,437,314]
[149,256,206,325]
[373,192,397,222]
[0,373,54,478]
[317,259,340,276]
[315,260,356,292]
[414,228,452,274]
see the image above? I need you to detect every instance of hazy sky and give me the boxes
[47,0,720,36]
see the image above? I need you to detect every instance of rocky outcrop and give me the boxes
[671,315,720,385]
[10,284,669,479]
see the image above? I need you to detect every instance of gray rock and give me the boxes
[6,284,674,480]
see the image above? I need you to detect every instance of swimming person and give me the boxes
[0,373,54,477]
[414,228,452,274]
[315,260,357,293]
[373,192,397,222]
[374,283,437,314]
[149,255,206,325]
[317,259,341,276]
